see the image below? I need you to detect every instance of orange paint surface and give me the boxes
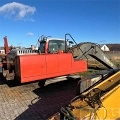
[15,53,87,83]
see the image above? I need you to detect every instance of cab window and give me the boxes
[48,40,65,53]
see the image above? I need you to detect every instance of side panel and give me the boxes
[18,53,87,83]
[97,86,120,120]
[46,54,58,74]
[58,54,72,72]
[72,60,87,71]
[19,55,46,83]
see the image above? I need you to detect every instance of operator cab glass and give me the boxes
[48,40,65,53]
[39,41,46,53]
[39,39,67,53]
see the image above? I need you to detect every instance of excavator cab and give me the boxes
[39,39,65,53]
[38,35,74,54]
[48,40,65,53]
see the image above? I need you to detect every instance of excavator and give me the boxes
[1,34,87,84]
[0,34,117,84]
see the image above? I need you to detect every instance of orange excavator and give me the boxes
[1,34,87,85]
[0,34,117,86]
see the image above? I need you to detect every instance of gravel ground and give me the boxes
[0,75,80,120]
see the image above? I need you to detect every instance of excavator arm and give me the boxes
[67,42,117,69]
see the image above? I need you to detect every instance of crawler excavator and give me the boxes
[48,34,120,120]
[1,34,87,84]
[1,34,117,84]
[0,34,118,82]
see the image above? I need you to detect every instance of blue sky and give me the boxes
[0,0,120,47]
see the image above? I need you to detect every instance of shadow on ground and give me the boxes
[14,78,80,120]
[0,73,7,84]
[0,73,38,87]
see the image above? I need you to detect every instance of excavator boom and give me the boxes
[68,42,117,69]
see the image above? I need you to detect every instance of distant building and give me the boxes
[0,50,5,54]
[0,47,5,54]
[106,44,120,51]
[100,44,120,51]
[101,44,110,51]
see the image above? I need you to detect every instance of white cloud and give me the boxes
[0,2,36,20]
[27,32,34,36]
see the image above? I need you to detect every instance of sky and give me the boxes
[0,0,120,47]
